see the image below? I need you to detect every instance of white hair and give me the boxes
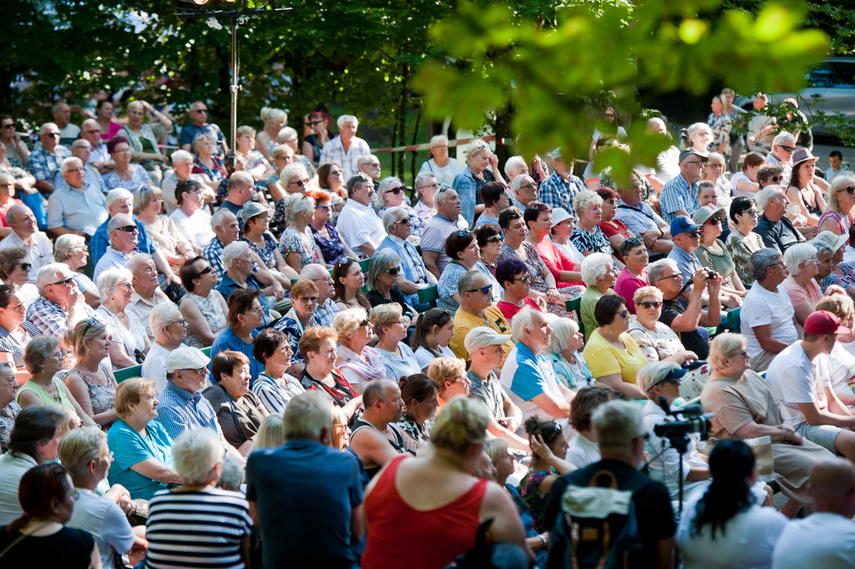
[279,163,309,185]
[283,192,315,223]
[430,135,448,148]
[783,242,818,276]
[96,267,134,304]
[510,306,539,343]
[636,361,681,394]
[374,176,403,209]
[580,253,613,286]
[149,302,182,340]
[415,171,438,191]
[60,157,83,174]
[277,126,298,144]
[172,428,225,486]
[170,149,194,165]
[754,185,784,213]
[282,390,333,440]
[772,132,796,146]
[337,115,358,130]
[124,253,154,275]
[504,155,528,179]
[545,316,579,355]
[210,208,234,232]
[382,206,408,232]
[192,132,217,150]
[36,263,68,294]
[261,107,287,125]
[573,190,604,216]
[222,241,250,269]
[106,188,133,209]
[54,234,87,263]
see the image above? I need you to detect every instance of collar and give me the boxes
[166,380,200,403]
[105,247,131,260]
[345,198,372,212]
[617,198,643,210]
[388,234,410,247]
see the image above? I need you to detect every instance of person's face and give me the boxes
[481,232,503,258]
[165,315,188,343]
[797,161,815,184]
[444,372,471,398]
[72,143,91,165]
[765,192,789,219]
[340,121,358,139]
[459,238,481,266]
[517,176,538,204]
[311,273,335,301]
[507,271,531,300]
[481,342,507,368]
[702,214,723,240]
[681,156,705,181]
[231,255,254,278]
[0,177,14,200]
[248,213,271,236]
[353,181,375,207]
[99,101,114,120]
[434,319,455,348]
[267,342,293,370]
[177,367,209,394]
[360,158,382,181]
[293,290,319,319]
[382,181,404,206]
[703,161,724,182]
[552,217,575,242]
[378,264,401,290]
[8,260,29,286]
[146,191,163,215]
[314,202,332,225]
[274,151,294,172]
[691,129,711,150]
[675,228,701,252]
[604,108,616,123]
[567,328,585,352]
[773,142,796,163]
[549,432,569,457]
[600,198,618,221]
[417,177,440,202]
[174,159,193,180]
[636,295,663,323]
[382,385,405,423]
[111,142,131,165]
[241,300,264,330]
[599,263,618,288]
[93,441,113,482]
[476,452,497,481]
[409,389,440,424]
[653,378,682,402]
[612,304,631,332]
[326,166,344,188]
[341,263,365,290]
[437,189,461,219]
[196,137,216,157]
[62,163,85,190]
[389,212,412,239]
[507,216,528,241]
[86,331,112,361]
[0,369,17,405]
[698,188,718,207]
[726,346,751,375]
[430,140,449,161]
[218,213,240,244]
[221,363,251,398]
[722,91,734,105]
[733,205,757,231]
[581,202,602,225]
[830,156,842,170]
[765,256,789,284]
[190,103,208,125]
[799,254,819,280]
[112,279,135,306]
[0,118,16,140]
[625,244,648,270]
[44,269,77,306]
[836,182,855,209]
[527,313,553,349]
[132,389,159,419]
[349,317,374,348]
[711,97,723,114]
[311,337,339,374]
[655,265,684,297]
[495,450,515,480]
[469,149,491,173]
[110,220,139,253]
[43,345,64,376]
[40,125,61,150]
[192,260,219,291]
[127,104,144,127]
[817,252,835,278]
[382,314,408,344]
[753,96,766,111]
[80,123,101,146]
[531,211,552,235]
[237,132,255,152]
[282,134,299,151]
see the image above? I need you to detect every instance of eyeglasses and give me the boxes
[779,145,796,153]
[420,182,441,190]
[684,161,704,166]
[768,175,783,182]
[193,109,208,114]
[519,183,537,191]
[297,296,319,304]
[840,186,855,195]
[367,163,382,169]
[44,132,61,137]
[486,236,503,244]
[618,309,630,318]
[384,187,403,195]
[359,319,371,328]
[646,378,681,393]
[394,218,411,226]
[688,230,702,238]
[466,285,493,295]
[656,273,683,282]
[707,217,723,225]
[309,120,324,126]
[384,267,401,276]
[246,306,264,315]
[638,301,662,309]
[513,275,532,284]
[195,265,212,279]
[16,263,32,271]
[316,205,331,212]
[116,225,138,233]
[742,209,759,217]
[1,124,14,130]
[49,277,74,287]
[624,236,644,247]
[737,351,749,357]
[289,179,308,186]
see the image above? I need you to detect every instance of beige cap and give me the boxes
[464,326,512,353]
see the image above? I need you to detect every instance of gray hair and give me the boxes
[337,115,358,130]
[107,214,133,235]
[435,187,458,206]
[261,106,287,125]
[509,173,530,194]
[222,241,250,270]
[687,122,712,143]
[783,242,817,276]
[5,204,31,226]
[36,263,68,294]
[210,208,233,232]
[217,455,244,490]
[57,426,106,481]
[504,155,528,179]
[382,206,408,232]
[580,253,613,287]
[636,360,681,394]
[367,249,402,292]
[170,149,194,165]
[466,139,490,161]
[593,400,645,455]
[332,308,369,344]
[754,185,784,213]
[192,132,217,151]
[172,428,224,486]
[647,258,677,286]
[430,135,448,148]
[81,118,100,132]
[368,303,403,338]
[749,248,782,283]
[106,188,133,210]
[415,171,438,191]
[457,269,488,295]
[510,306,539,343]
[282,390,333,440]
[277,126,298,144]
[59,157,83,174]
[375,176,403,209]
[545,316,579,355]
[149,302,182,340]
[54,234,86,263]
[573,190,604,216]
[772,132,796,147]
[283,192,315,224]
[96,267,134,304]
[124,253,154,274]
[357,154,379,168]
[279,163,309,185]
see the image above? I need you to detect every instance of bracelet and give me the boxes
[538,534,547,546]
[658,228,664,238]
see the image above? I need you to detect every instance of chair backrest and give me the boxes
[565,296,584,337]
[114,364,143,384]
[358,257,372,273]
[418,285,439,305]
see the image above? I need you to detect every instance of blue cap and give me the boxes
[670,216,701,237]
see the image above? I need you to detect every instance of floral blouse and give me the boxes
[397,413,432,445]
[242,232,279,270]
[193,157,228,199]
[69,362,118,419]
[725,229,765,287]
[518,467,558,533]
[279,227,322,269]
[310,222,347,266]
[707,112,733,165]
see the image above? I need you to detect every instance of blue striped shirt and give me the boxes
[154,381,222,441]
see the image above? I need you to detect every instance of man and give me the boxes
[47,157,109,237]
[349,379,407,479]
[246,391,364,569]
[646,116,680,185]
[449,270,513,360]
[142,302,187,395]
[357,153,382,185]
[155,345,244,465]
[54,139,108,195]
[0,407,65,525]
[93,214,141,283]
[0,204,54,283]
[766,132,797,187]
[0,115,29,167]
[538,147,586,211]
[659,148,707,223]
[319,114,371,180]
[741,248,799,371]
[179,101,227,156]
[52,101,80,146]
[753,185,806,252]
[26,122,71,196]
[495,259,541,322]
[216,241,275,325]
[772,459,855,569]
[826,150,848,183]
[25,263,93,339]
[465,326,529,451]
[649,259,721,361]
[79,118,114,173]
[510,173,538,211]
[500,307,573,429]
[543,401,675,569]
[666,216,706,289]
[337,174,386,257]
[722,88,746,173]
[125,253,171,341]
[768,311,855,460]
[421,188,469,278]
[376,206,435,306]
[757,163,786,189]
[300,264,340,327]
[614,172,672,256]
[747,93,776,154]
[218,171,255,220]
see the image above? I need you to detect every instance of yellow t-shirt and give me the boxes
[582,330,648,385]
[449,305,513,363]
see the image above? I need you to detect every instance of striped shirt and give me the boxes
[145,488,252,569]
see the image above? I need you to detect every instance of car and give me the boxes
[772,57,855,136]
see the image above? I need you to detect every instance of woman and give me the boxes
[729,152,765,199]
[366,250,416,321]
[252,413,287,451]
[474,223,504,275]
[120,99,172,185]
[251,328,304,413]
[270,161,311,235]
[581,295,648,399]
[309,189,356,267]
[169,179,215,250]
[370,303,421,382]
[707,96,732,166]
[178,256,228,348]
[273,279,320,367]
[241,202,288,273]
[786,149,826,227]
[815,239,847,293]
[781,242,826,333]
[0,173,20,234]
[279,192,324,272]
[191,133,228,199]
[95,268,150,369]
[413,172,440,225]
[63,319,118,428]
[474,181,510,229]
[145,429,252,569]
[203,350,269,456]
[549,207,586,264]
[570,190,618,265]
[333,257,371,312]
[579,252,617,341]
[0,361,19,451]
[266,144,294,209]
[694,205,746,296]
[677,440,787,569]
[410,308,455,371]
[18,336,95,426]
[136,184,196,270]
[0,247,38,308]
[518,416,573,533]
[0,463,101,568]
[564,385,613,469]
[333,308,385,392]
[596,187,634,258]
[527,202,585,293]
[684,122,713,154]
[302,106,332,167]
[102,136,152,193]
[362,396,531,569]
[613,237,649,314]
[54,235,99,308]
[256,107,288,162]
[235,125,276,182]
[726,197,766,287]
[427,357,470,414]
[437,230,501,312]
[298,326,362,419]
[317,161,346,199]
[454,139,505,223]
[95,99,122,140]
[814,295,855,405]
[396,373,440,446]
[545,316,593,390]
[0,284,34,368]
[107,377,180,500]
[162,150,215,214]
[418,134,465,190]
[375,176,425,238]
[211,288,265,382]
[819,175,855,236]
[702,157,733,217]
[627,286,707,400]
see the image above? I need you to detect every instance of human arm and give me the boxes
[350,427,401,469]
[595,373,646,399]
[785,186,820,226]
[486,418,530,451]
[107,337,140,369]
[359,241,377,258]
[88,543,102,569]
[64,373,118,426]
[751,324,791,354]
[792,302,814,328]
[732,421,803,444]
[530,392,571,418]
[797,398,855,429]
[669,270,711,331]
[35,179,54,194]
[530,434,575,477]
[480,483,535,567]
[423,250,441,279]
[151,250,180,286]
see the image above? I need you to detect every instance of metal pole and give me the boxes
[230,15,240,151]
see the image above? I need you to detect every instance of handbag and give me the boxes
[446,518,529,569]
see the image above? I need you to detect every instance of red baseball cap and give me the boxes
[804,311,851,336]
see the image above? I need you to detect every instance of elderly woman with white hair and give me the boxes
[120,99,172,185]
[63,318,119,427]
[781,242,838,334]
[256,107,288,162]
[579,252,618,341]
[819,175,855,236]
[570,190,619,266]
[544,315,593,390]
[234,125,276,182]
[413,171,440,224]
[684,121,714,155]
[145,428,253,568]
[192,132,228,199]
[375,176,424,238]
[278,125,316,178]
[96,267,150,369]
[54,234,99,308]
[279,192,324,272]
[366,249,416,322]
[135,184,197,271]
[270,161,312,235]
[161,149,215,214]
[370,303,421,382]
[418,134,464,190]
[453,138,506,226]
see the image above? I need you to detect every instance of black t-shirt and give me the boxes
[753,215,805,253]
[543,459,675,569]
[660,297,710,359]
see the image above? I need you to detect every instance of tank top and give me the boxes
[818,210,851,236]
[16,376,77,411]
[350,417,406,479]
[362,455,488,569]
[0,526,94,567]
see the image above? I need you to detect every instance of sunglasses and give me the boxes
[394,218,411,226]
[769,175,783,182]
[16,263,32,271]
[513,275,532,284]
[290,179,308,186]
[384,187,403,195]
[638,301,662,309]
[193,109,208,114]
[486,236,503,244]
[298,296,319,304]
[195,266,213,279]
[116,225,138,233]
[384,267,401,276]
[316,205,331,212]
[466,285,493,295]
[779,145,796,153]
[706,217,723,225]
[50,276,74,286]
[618,309,630,318]
[840,186,855,195]
[359,319,371,328]
[309,120,324,126]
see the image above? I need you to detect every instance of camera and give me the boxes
[681,359,707,371]
[704,268,717,280]
[653,413,713,438]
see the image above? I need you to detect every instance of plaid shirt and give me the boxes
[314,298,340,328]
[205,237,259,280]
[318,135,371,180]
[155,381,222,441]
[27,144,71,183]
[25,296,93,338]
[538,171,585,211]
[659,174,700,224]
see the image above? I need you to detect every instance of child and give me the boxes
[826,150,848,182]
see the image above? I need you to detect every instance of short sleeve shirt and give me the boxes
[467,369,508,421]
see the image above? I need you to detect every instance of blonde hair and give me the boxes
[65,318,109,358]
[57,426,106,480]
[709,332,748,370]
[114,377,156,419]
[333,308,368,345]
[431,397,490,455]
[427,357,466,391]
[368,303,402,338]
[816,294,855,324]
[251,413,287,451]
[633,285,663,305]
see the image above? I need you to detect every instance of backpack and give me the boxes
[546,470,644,569]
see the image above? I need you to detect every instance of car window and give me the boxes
[829,62,855,88]
[806,64,832,88]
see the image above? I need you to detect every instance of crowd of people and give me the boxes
[0,90,854,568]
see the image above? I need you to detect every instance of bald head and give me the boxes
[646,117,666,135]
[810,458,855,517]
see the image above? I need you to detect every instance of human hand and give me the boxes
[490,154,499,170]
[505,416,521,432]
[691,269,710,290]
[529,434,555,460]
[641,230,658,248]
[680,350,698,364]
[546,288,560,304]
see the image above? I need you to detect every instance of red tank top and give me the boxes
[361,455,489,569]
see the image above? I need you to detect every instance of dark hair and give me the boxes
[479,181,506,208]
[227,288,261,326]
[0,283,17,309]
[317,162,338,191]
[175,179,202,207]
[410,308,452,356]
[757,163,784,184]
[594,294,626,326]
[253,328,289,365]
[495,258,527,289]
[790,158,815,190]
[595,187,619,202]
[498,206,523,231]
[7,406,64,461]
[399,374,439,406]
[618,236,645,259]
[106,136,130,155]
[570,385,614,432]
[740,151,765,172]
[95,98,112,113]
[211,350,250,383]
[346,173,371,198]
[523,202,550,228]
[849,223,855,249]
[332,258,370,310]
[473,223,502,248]
[697,180,716,194]
[729,197,755,224]
[524,416,563,448]
[8,463,73,533]
[179,256,206,292]
[690,439,756,540]
[830,150,843,160]
[445,230,476,262]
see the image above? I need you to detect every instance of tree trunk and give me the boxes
[493,102,514,168]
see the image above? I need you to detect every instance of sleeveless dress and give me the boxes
[16,376,77,411]
[362,455,489,569]
[818,209,852,236]
[518,467,558,532]
[184,292,228,348]
[69,362,117,418]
